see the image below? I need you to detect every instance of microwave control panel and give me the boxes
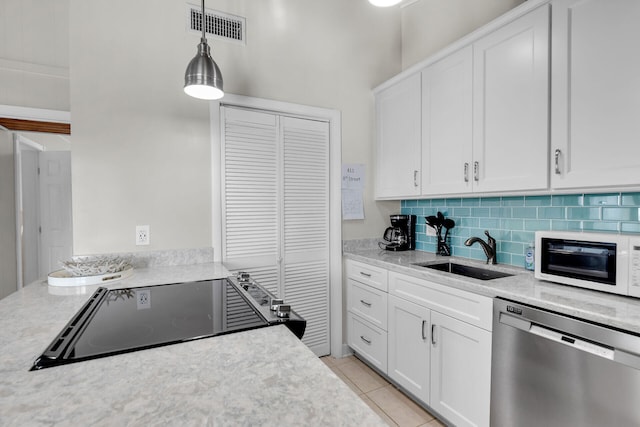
[629,238,640,297]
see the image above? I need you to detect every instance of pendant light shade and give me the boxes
[369,0,402,6]
[184,0,224,100]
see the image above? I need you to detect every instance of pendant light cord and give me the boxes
[201,0,206,41]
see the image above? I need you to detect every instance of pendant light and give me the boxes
[368,0,403,6]
[184,0,224,100]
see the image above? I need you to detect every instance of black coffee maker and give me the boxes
[380,214,416,251]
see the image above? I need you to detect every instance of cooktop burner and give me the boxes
[31,277,305,370]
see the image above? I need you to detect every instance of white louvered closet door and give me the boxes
[221,107,330,356]
[222,107,281,294]
[281,116,330,356]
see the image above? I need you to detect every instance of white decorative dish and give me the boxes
[48,265,134,287]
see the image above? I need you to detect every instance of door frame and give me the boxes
[210,94,344,357]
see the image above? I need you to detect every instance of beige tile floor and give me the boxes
[321,355,446,427]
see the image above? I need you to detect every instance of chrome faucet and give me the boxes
[465,230,497,264]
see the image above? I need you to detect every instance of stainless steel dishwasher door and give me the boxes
[491,298,640,427]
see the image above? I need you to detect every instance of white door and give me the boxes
[430,311,492,427]
[472,4,549,193]
[281,116,330,355]
[221,107,331,356]
[38,151,73,277]
[20,149,40,284]
[551,0,640,189]
[387,294,430,404]
[221,108,280,294]
[0,128,17,300]
[421,46,473,195]
[375,73,422,199]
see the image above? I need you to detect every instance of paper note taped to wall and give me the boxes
[342,164,365,220]
[342,164,364,190]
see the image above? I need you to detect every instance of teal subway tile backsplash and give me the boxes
[401,191,640,268]
[583,193,620,206]
[622,193,640,206]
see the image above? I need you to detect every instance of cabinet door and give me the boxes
[430,311,492,427]
[375,73,422,199]
[421,46,473,195]
[472,5,549,193]
[551,0,640,189]
[387,294,430,404]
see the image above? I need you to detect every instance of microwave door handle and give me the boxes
[547,249,581,255]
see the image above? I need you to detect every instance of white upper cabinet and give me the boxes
[421,46,473,195]
[375,73,422,199]
[472,4,550,193]
[375,2,550,199]
[551,0,640,190]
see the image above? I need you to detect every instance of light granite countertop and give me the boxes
[344,249,640,335]
[0,263,386,427]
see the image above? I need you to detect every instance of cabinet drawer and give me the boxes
[348,279,388,331]
[347,313,388,374]
[346,260,388,292]
[389,271,493,331]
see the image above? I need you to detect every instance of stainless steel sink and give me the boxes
[415,262,514,281]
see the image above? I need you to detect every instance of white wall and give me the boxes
[401,0,525,69]
[69,0,402,254]
[4,0,529,256]
[0,0,70,110]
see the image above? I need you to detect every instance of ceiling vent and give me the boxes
[186,4,246,45]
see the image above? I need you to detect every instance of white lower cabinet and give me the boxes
[346,260,389,374]
[388,294,430,403]
[346,261,493,427]
[430,311,492,427]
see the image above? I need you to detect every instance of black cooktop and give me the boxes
[31,279,272,370]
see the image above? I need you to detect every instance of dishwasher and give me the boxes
[491,298,640,427]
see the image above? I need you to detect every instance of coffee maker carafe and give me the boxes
[380,214,416,251]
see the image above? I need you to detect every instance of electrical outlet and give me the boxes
[135,289,151,310]
[136,225,150,245]
[426,225,437,237]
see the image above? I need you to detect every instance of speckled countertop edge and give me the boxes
[344,248,640,335]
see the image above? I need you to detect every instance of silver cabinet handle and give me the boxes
[360,335,372,345]
[554,149,561,174]
[360,299,372,307]
[473,161,479,182]
[359,272,371,278]
[464,163,469,183]
[431,324,437,345]
[413,170,419,187]
[422,320,427,340]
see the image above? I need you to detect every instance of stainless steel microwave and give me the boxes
[535,231,640,298]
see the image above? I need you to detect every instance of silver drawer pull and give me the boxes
[360,335,372,345]
[554,148,561,174]
[360,300,372,307]
[422,320,427,340]
[473,161,479,182]
[359,272,372,278]
[464,162,469,183]
[431,324,437,345]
